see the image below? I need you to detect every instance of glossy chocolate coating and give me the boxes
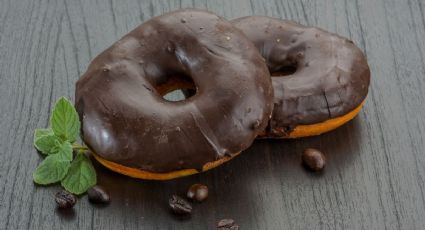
[75,10,273,172]
[232,16,370,137]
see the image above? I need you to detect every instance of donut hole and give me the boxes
[271,63,297,77]
[162,90,188,102]
[156,75,197,102]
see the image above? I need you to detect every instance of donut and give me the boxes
[231,16,370,138]
[75,10,273,180]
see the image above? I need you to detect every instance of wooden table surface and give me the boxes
[1,0,425,229]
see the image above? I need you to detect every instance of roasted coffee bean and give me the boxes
[88,185,110,204]
[55,190,76,209]
[187,184,208,202]
[169,195,192,215]
[217,219,239,230]
[302,148,326,171]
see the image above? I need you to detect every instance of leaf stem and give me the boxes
[72,143,89,151]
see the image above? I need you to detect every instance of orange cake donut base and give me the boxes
[266,100,365,139]
[93,152,240,180]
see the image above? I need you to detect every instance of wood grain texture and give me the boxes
[1,0,424,229]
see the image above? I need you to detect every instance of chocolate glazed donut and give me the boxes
[231,16,370,138]
[75,10,273,179]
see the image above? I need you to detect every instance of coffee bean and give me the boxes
[302,148,326,171]
[187,184,208,202]
[88,185,110,204]
[55,190,76,209]
[217,219,239,230]
[169,195,192,215]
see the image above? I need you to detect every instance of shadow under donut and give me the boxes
[89,114,364,228]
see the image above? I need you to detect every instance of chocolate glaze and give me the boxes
[232,16,370,137]
[75,10,273,173]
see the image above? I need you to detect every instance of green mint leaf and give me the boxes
[61,153,96,195]
[34,128,54,140]
[33,154,71,185]
[34,134,62,155]
[50,97,80,142]
[53,141,73,161]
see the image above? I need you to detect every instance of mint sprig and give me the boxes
[33,154,71,184]
[61,153,96,194]
[34,133,62,155]
[50,97,81,142]
[34,128,54,140]
[33,97,96,195]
